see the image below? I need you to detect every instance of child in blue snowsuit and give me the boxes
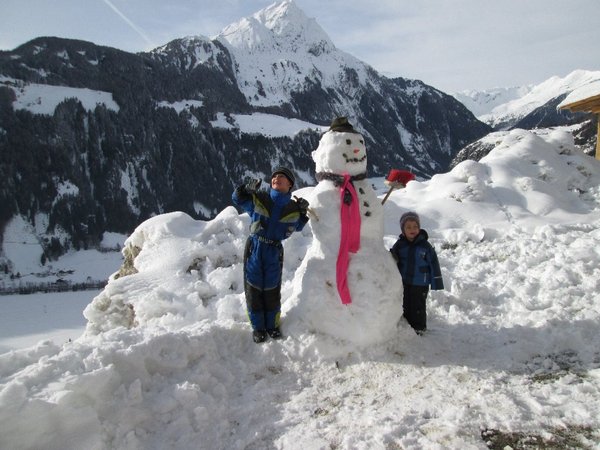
[390,211,444,334]
[232,167,309,343]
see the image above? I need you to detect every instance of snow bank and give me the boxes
[2,126,600,449]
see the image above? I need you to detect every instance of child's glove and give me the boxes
[295,197,309,215]
[244,178,261,194]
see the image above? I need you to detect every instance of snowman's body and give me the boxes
[285,126,403,346]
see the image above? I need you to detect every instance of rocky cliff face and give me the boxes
[0,1,489,260]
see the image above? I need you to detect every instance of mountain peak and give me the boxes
[213,0,350,107]
[256,0,313,35]
[217,0,333,53]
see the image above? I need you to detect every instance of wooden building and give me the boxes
[559,93,600,160]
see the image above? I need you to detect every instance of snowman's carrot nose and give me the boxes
[353,148,360,154]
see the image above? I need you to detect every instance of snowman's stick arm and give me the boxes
[381,169,415,205]
[381,186,395,205]
[381,181,405,205]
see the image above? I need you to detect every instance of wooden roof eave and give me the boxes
[559,93,600,114]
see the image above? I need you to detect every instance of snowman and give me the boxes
[284,117,403,346]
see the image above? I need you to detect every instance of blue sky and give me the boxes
[1,0,599,93]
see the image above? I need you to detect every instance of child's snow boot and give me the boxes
[253,330,267,343]
[267,327,282,339]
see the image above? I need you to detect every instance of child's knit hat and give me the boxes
[400,211,420,232]
[271,166,295,187]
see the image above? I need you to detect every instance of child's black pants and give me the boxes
[403,284,429,331]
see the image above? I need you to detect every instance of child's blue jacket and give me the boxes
[232,185,308,289]
[390,229,444,290]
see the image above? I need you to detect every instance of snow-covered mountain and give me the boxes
[449,71,600,168]
[0,0,488,268]
[453,69,600,130]
[452,85,533,118]
[214,0,369,110]
[215,0,340,107]
[2,125,600,449]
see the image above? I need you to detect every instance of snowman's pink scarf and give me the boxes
[336,173,361,304]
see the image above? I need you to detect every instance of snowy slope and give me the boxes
[2,127,600,449]
[1,76,119,115]
[210,112,326,137]
[454,70,600,129]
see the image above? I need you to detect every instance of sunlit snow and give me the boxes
[1,125,600,449]
[2,77,120,115]
[210,111,325,137]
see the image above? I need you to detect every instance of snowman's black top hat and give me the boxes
[329,116,359,134]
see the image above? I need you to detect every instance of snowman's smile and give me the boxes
[343,152,367,164]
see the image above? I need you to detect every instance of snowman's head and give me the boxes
[312,130,367,176]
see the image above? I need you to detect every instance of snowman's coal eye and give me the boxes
[346,139,351,145]
[359,139,364,144]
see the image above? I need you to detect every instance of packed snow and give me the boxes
[2,126,600,449]
[284,126,403,346]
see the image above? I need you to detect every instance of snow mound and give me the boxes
[83,208,249,334]
[390,127,600,236]
[2,126,600,449]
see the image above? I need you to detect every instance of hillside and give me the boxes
[0,0,489,269]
